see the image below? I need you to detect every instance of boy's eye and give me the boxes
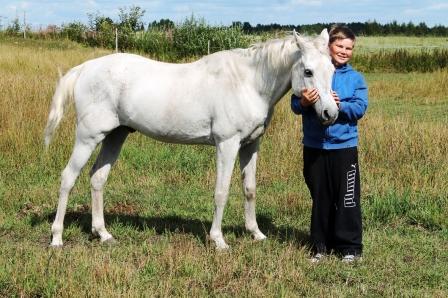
[304,69,313,77]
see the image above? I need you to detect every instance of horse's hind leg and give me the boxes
[51,137,99,247]
[90,126,129,244]
[239,139,266,241]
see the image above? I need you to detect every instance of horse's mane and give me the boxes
[243,36,298,68]
[226,35,304,86]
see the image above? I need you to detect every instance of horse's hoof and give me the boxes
[215,241,230,251]
[101,237,117,246]
[49,243,63,249]
[208,234,230,251]
[253,232,267,241]
[216,246,230,252]
[50,237,63,248]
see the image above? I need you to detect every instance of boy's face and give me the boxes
[329,38,354,66]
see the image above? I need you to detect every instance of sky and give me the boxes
[1,0,448,30]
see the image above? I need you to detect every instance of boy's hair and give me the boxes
[329,25,356,44]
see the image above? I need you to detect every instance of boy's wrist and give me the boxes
[300,97,312,108]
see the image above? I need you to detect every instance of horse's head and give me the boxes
[292,29,339,125]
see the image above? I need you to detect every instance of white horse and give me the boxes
[44,29,338,249]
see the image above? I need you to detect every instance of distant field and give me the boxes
[0,37,447,296]
[356,36,448,52]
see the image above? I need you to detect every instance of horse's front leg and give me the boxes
[210,135,240,250]
[239,139,266,241]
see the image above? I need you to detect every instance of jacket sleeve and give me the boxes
[338,74,368,121]
[291,93,312,115]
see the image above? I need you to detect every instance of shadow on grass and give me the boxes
[31,211,310,247]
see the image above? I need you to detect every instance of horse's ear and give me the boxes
[314,28,330,53]
[293,29,307,50]
[319,28,329,43]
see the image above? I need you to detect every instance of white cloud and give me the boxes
[403,8,421,15]
[86,0,98,8]
[271,0,322,13]
[6,4,17,11]
[428,3,448,10]
[290,0,322,6]
[173,4,192,14]
[404,2,448,16]
[19,1,30,9]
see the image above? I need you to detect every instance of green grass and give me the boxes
[352,36,448,72]
[366,72,448,121]
[356,36,448,53]
[0,37,447,296]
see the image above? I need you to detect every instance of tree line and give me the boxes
[1,6,447,70]
[3,5,448,38]
[234,20,448,36]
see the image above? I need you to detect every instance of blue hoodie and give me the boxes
[291,64,368,149]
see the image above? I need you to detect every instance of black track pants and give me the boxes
[303,146,363,255]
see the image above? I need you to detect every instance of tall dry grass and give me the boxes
[0,41,110,161]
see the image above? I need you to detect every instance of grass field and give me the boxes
[355,36,448,53]
[0,37,447,297]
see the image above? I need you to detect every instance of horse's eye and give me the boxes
[304,69,313,77]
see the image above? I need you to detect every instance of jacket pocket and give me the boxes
[329,122,351,142]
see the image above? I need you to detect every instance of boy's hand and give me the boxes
[331,91,341,109]
[300,88,319,107]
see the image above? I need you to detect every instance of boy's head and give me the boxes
[328,25,356,66]
[329,25,356,44]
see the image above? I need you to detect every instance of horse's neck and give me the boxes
[266,69,293,106]
[250,39,298,107]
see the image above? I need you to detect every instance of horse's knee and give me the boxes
[60,167,78,191]
[214,191,229,206]
[244,186,256,200]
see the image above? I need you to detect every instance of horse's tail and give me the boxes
[44,64,83,148]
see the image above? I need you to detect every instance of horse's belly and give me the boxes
[118,93,215,144]
[138,126,214,145]
[126,115,214,145]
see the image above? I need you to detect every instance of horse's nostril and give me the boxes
[323,109,330,120]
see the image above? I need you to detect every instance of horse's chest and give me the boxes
[239,105,272,145]
[249,124,266,139]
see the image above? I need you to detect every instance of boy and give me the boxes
[291,25,368,263]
